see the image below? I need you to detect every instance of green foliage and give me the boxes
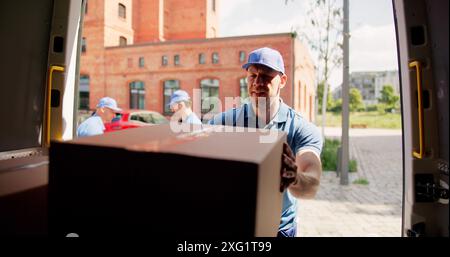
[317,82,334,111]
[366,104,378,112]
[321,138,358,172]
[321,138,340,171]
[315,111,402,129]
[329,98,342,113]
[352,178,369,185]
[349,88,364,112]
[349,159,357,172]
[378,85,400,112]
[376,103,388,115]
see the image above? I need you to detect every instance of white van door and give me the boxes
[393,0,448,236]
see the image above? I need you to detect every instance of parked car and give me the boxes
[104,110,168,132]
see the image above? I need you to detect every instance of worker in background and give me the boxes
[169,90,202,125]
[77,96,122,137]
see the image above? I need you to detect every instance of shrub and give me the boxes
[376,103,388,114]
[321,138,340,171]
[356,106,366,112]
[320,138,358,172]
[349,159,357,172]
[329,99,342,113]
[366,104,378,112]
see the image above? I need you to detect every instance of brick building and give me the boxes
[80,0,316,121]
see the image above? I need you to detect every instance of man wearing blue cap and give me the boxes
[77,96,122,137]
[209,47,323,237]
[169,90,202,125]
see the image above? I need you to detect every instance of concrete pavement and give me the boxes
[297,127,403,237]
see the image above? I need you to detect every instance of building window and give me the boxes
[119,36,127,46]
[199,53,206,64]
[303,83,307,111]
[81,37,86,53]
[129,81,145,109]
[79,75,90,110]
[162,55,168,66]
[212,52,219,64]
[85,0,88,14]
[239,78,248,101]
[174,54,180,66]
[201,79,220,113]
[212,0,216,12]
[118,3,126,19]
[239,51,246,63]
[139,57,145,68]
[163,80,180,114]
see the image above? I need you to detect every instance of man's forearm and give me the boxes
[288,169,320,198]
[288,151,322,199]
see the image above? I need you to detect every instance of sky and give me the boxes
[218,0,398,90]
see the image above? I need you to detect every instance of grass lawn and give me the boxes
[315,111,401,129]
[353,178,369,185]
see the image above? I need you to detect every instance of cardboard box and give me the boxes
[49,124,285,237]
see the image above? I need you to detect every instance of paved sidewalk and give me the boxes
[321,126,402,137]
[297,128,403,237]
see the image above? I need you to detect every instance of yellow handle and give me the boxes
[44,65,65,147]
[409,61,424,159]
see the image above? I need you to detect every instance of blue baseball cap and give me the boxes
[242,47,285,74]
[96,97,122,112]
[168,90,190,107]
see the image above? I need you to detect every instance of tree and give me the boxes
[317,82,334,111]
[378,85,400,111]
[349,88,363,112]
[330,98,342,113]
[287,0,343,137]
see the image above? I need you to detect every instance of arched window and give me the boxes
[200,78,219,113]
[163,80,180,114]
[129,81,145,109]
[118,3,126,19]
[79,75,90,110]
[239,78,248,101]
[119,36,127,46]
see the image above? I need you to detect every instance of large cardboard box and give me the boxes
[49,124,285,237]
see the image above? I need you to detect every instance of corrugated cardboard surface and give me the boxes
[0,155,48,236]
[50,123,285,237]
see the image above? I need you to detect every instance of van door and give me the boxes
[393,0,449,236]
[0,0,85,236]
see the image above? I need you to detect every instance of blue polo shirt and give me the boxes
[209,100,322,232]
[76,115,105,137]
[185,112,202,125]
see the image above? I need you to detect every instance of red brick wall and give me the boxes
[293,38,316,121]
[133,0,164,43]
[80,0,106,109]
[97,34,306,116]
[80,1,316,121]
[164,0,208,40]
[104,0,134,47]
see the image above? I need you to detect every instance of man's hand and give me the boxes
[280,142,298,192]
